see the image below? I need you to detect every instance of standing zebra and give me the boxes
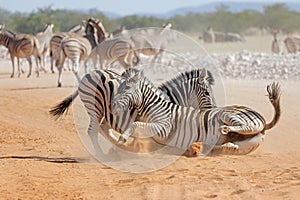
[130,23,173,63]
[49,68,218,154]
[284,36,300,54]
[87,37,140,70]
[36,24,54,69]
[111,69,281,156]
[56,18,103,87]
[0,29,41,78]
[271,29,280,54]
[49,22,87,74]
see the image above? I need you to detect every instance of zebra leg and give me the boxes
[118,122,168,144]
[34,56,40,78]
[220,124,258,135]
[57,66,63,87]
[26,58,33,78]
[10,55,15,78]
[71,60,81,82]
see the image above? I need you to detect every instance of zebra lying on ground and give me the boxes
[49,68,218,155]
[111,69,281,156]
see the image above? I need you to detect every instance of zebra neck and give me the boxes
[0,35,11,48]
[140,77,170,102]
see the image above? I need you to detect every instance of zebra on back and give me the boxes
[49,68,217,154]
[111,69,281,156]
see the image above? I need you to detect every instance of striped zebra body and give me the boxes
[284,36,300,53]
[49,68,216,154]
[88,38,139,70]
[36,24,54,70]
[112,69,281,155]
[56,19,100,87]
[50,23,86,73]
[0,30,41,78]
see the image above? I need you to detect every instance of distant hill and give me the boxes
[139,2,300,18]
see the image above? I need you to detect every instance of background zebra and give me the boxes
[0,28,41,78]
[284,36,300,53]
[111,69,281,156]
[56,18,106,87]
[36,24,54,70]
[87,37,140,70]
[49,23,86,73]
[49,68,217,154]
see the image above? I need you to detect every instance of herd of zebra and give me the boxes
[0,18,173,87]
[49,66,281,157]
[271,29,300,54]
[0,17,282,157]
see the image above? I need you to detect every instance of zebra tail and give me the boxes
[49,90,79,120]
[265,82,281,130]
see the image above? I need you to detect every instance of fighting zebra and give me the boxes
[87,37,140,71]
[111,69,281,156]
[0,28,41,78]
[284,36,300,54]
[56,18,106,87]
[49,68,217,154]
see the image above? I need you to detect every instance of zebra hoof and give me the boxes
[117,136,126,144]
[57,83,62,87]
[220,125,230,135]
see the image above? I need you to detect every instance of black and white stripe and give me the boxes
[88,37,140,70]
[0,28,41,78]
[56,18,102,87]
[111,69,281,155]
[49,68,217,153]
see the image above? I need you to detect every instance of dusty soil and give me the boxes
[0,55,299,200]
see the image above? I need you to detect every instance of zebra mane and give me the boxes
[120,69,170,101]
[159,69,215,90]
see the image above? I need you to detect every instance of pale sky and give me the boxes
[0,0,297,16]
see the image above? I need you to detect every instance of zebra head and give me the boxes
[111,68,144,114]
[196,69,217,109]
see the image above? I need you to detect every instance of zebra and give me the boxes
[130,23,173,63]
[49,68,218,155]
[56,18,103,87]
[284,36,300,54]
[111,69,281,156]
[271,29,280,54]
[49,22,87,74]
[0,28,41,78]
[36,24,54,70]
[87,37,140,71]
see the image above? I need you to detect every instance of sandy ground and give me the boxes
[0,50,300,200]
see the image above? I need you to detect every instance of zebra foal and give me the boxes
[111,69,281,156]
